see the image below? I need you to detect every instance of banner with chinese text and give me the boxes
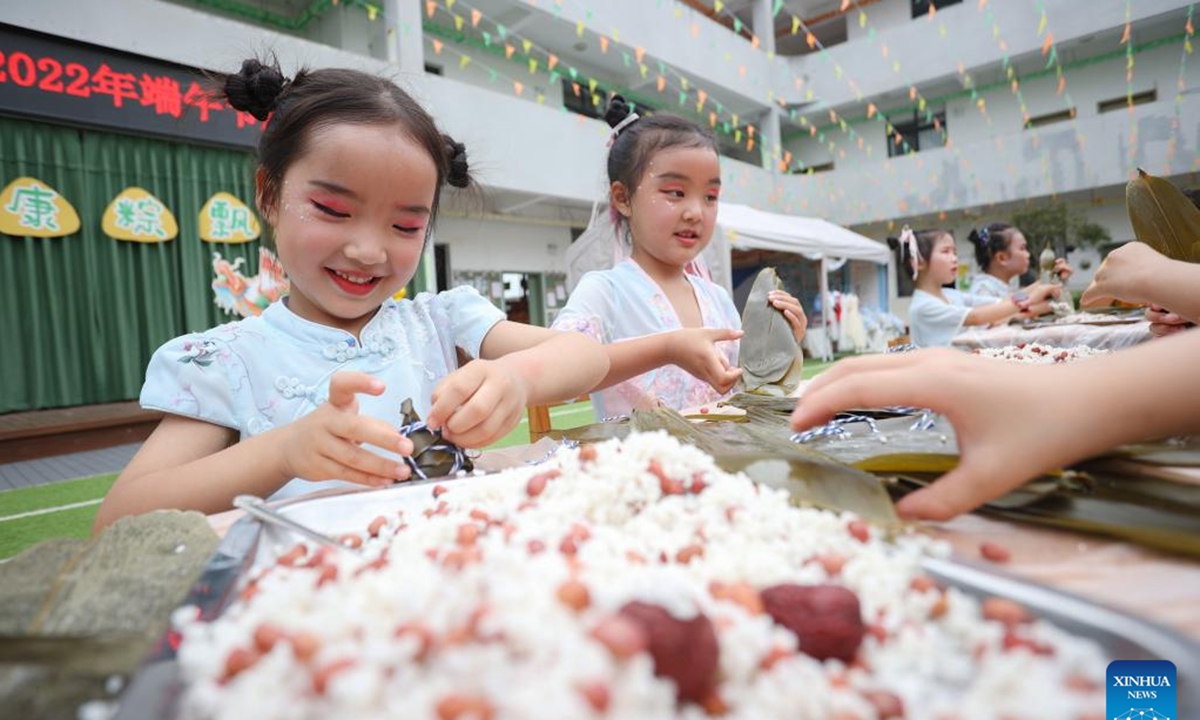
[0,23,262,148]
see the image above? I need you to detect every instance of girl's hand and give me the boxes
[1080,241,1165,308]
[670,328,744,395]
[1026,282,1061,304]
[1146,304,1194,338]
[1053,257,1073,282]
[428,359,528,449]
[280,372,413,487]
[789,350,1074,521]
[769,290,808,344]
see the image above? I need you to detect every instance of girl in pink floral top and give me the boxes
[553,96,807,420]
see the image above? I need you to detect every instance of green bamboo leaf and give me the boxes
[1126,168,1200,263]
[738,268,803,395]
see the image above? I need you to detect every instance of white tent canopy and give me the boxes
[717,202,892,362]
[716,202,891,265]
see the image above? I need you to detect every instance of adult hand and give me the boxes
[671,327,744,395]
[279,371,412,486]
[428,359,528,448]
[789,350,1075,521]
[1080,241,1166,308]
[769,289,808,344]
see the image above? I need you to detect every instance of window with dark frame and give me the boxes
[1098,89,1157,114]
[1025,108,1076,129]
[562,78,607,119]
[910,0,963,19]
[886,109,947,158]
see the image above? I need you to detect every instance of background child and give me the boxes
[791,330,1200,520]
[1081,240,1199,336]
[552,96,807,420]
[96,60,612,529]
[904,227,1057,347]
[968,222,1071,301]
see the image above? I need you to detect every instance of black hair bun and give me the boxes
[225,59,287,121]
[443,136,470,188]
[604,94,633,129]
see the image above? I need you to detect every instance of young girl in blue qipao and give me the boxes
[553,96,807,420]
[96,60,622,528]
[904,227,1058,348]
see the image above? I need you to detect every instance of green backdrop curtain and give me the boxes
[0,116,260,413]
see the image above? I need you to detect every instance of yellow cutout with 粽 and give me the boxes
[199,192,260,243]
[103,187,178,242]
[0,177,80,238]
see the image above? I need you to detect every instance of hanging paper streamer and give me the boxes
[103,187,178,242]
[212,246,289,318]
[0,177,80,238]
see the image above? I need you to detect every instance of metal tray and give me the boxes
[115,476,1200,718]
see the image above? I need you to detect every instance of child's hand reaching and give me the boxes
[671,327,744,395]
[769,290,808,344]
[427,359,529,449]
[789,349,1094,521]
[1146,304,1194,337]
[1080,241,1165,308]
[279,371,413,487]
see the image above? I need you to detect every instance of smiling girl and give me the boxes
[553,96,806,419]
[95,60,615,528]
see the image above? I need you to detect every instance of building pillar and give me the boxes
[751,0,776,55]
[386,0,424,74]
[761,106,782,173]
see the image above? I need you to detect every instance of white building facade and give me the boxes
[4,0,1195,323]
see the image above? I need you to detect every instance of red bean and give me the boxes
[590,615,649,659]
[221,647,259,682]
[436,695,495,720]
[980,541,1011,563]
[982,597,1030,627]
[253,623,286,653]
[367,516,388,538]
[557,579,591,612]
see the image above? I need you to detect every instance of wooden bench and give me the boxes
[527,396,590,443]
[0,402,163,464]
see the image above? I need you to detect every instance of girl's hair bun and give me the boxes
[225,59,288,121]
[443,135,471,188]
[604,94,633,129]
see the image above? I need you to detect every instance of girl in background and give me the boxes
[553,96,807,420]
[97,60,614,528]
[969,222,1071,301]
[904,227,1057,347]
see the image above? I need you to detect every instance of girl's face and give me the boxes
[613,146,721,274]
[261,123,437,334]
[994,231,1030,276]
[921,234,959,286]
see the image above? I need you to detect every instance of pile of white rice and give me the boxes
[974,343,1109,364]
[174,432,1105,720]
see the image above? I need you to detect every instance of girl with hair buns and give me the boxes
[968,221,1071,301]
[552,96,807,420]
[97,59,617,528]
[903,227,1059,347]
